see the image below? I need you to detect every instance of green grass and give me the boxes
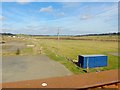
[2,35,119,74]
[43,47,85,74]
[21,47,34,55]
[33,37,119,73]
[37,39,118,59]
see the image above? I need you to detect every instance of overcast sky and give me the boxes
[1,2,118,35]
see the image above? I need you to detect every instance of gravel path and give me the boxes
[2,55,72,82]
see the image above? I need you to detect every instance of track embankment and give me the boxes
[2,69,120,89]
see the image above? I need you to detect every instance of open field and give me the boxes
[1,35,120,74]
[34,37,119,73]
[34,35,120,42]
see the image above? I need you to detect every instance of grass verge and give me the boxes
[43,47,120,74]
[44,47,89,74]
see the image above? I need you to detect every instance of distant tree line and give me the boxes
[29,35,50,36]
[0,32,120,36]
[0,33,16,36]
[74,32,120,37]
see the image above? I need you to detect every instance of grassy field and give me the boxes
[34,38,119,73]
[1,35,120,74]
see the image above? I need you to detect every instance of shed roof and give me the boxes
[80,54,107,57]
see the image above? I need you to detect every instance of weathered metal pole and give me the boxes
[57,27,59,54]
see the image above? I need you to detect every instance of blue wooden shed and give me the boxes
[78,54,108,68]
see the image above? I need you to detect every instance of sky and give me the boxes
[1,1,118,35]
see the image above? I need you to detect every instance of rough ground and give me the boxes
[2,55,72,82]
[2,41,26,54]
